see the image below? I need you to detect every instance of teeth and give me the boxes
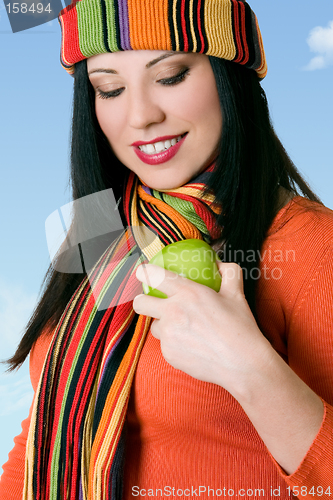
[146,144,155,154]
[138,134,184,155]
[154,141,165,154]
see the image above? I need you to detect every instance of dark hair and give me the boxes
[6,56,322,371]
[201,56,323,312]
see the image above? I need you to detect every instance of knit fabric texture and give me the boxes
[22,163,222,500]
[2,195,333,500]
[58,0,267,79]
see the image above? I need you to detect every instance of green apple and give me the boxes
[142,239,222,298]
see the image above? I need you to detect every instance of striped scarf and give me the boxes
[23,163,222,500]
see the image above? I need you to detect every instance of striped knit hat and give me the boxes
[58,0,267,79]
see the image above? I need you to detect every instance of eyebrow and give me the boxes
[88,52,181,76]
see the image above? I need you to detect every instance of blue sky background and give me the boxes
[0,0,332,474]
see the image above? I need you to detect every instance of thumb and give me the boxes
[216,261,245,296]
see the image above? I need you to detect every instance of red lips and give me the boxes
[133,133,188,165]
[131,133,186,147]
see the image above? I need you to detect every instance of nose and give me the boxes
[127,86,166,130]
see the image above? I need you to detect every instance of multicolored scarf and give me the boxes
[23,163,222,500]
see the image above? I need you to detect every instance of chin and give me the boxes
[146,182,180,190]
[148,179,191,191]
[137,172,187,191]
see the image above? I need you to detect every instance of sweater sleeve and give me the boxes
[271,242,333,498]
[0,333,53,500]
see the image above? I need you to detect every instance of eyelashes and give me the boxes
[97,88,123,99]
[95,68,190,100]
[159,67,190,86]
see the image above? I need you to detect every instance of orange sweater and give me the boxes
[1,195,333,500]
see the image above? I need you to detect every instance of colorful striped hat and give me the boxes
[58,0,267,78]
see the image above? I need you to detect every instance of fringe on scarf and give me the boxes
[23,162,222,500]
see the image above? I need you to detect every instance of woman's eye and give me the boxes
[96,87,124,100]
[95,68,190,100]
[158,68,190,86]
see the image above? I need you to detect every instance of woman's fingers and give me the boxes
[133,293,163,322]
[135,263,192,297]
[216,262,245,297]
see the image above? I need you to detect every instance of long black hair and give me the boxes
[6,56,322,370]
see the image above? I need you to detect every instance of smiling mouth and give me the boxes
[137,133,187,155]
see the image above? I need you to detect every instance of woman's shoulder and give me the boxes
[259,192,333,307]
[257,192,333,344]
[267,190,333,248]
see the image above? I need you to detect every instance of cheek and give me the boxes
[198,79,221,122]
[95,101,123,143]
[178,80,222,136]
[95,103,111,137]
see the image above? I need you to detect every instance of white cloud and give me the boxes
[304,20,333,71]
[0,279,38,355]
[0,376,33,416]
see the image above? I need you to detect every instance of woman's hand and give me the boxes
[133,261,272,400]
[133,261,324,475]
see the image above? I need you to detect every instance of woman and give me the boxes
[1,1,333,499]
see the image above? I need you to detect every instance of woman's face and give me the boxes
[87,50,222,190]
